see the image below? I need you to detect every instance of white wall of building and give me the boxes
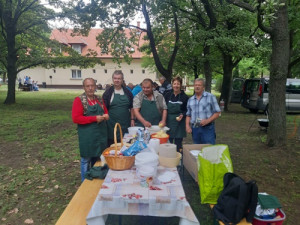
[19,59,157,87]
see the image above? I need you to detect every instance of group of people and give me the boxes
[19,76,39,91]
[72,70,221,181]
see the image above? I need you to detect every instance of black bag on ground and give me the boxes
[213,172,258,225]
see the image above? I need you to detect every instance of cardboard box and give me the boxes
[183,144,210,182]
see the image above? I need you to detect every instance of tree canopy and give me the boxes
[0,0,103,104]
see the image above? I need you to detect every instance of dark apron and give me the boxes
[136,98,161,127]
[107,93,130,140]
[77,103,107,157]
[167,100,186,138]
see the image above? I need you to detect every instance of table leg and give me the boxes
[118,215,122,225]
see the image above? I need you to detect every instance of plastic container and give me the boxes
[147,126,170,134]
[148,138,160,154]
[253,209,286,225]
[151,133,169,144]
[159,152,182,168]
[136,165,156,187]
[128,126,144,135]
[136,165,156,178]
[135,152,159,167]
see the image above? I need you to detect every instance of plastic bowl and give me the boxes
[150,133,169,144]
[253,209,285,225]
[128,126,144,135]
[159,152,182,168]
[147,126,170,134]
[135,152,159,166]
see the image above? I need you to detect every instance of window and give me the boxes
[130,47,135,52]
[93,69,96,73]
[71,70,82,79]
[246,80,260,92]
[130,70,133,74]
[53,69,56,73]
[287,81,300,94]
[104,69,107,74]
[142,69,145,74]
[71,44,82,54]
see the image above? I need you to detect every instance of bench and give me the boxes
[19,85,30,91]
[56,161,104,225]
[210,205,252,225]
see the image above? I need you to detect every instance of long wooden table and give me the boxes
[56,161,104,225]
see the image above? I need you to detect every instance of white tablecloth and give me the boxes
[86,166,200,225]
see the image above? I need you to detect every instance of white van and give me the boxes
[241,78,300,113]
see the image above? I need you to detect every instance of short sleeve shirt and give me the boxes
[133,90,167,113]
[186,91,220,124]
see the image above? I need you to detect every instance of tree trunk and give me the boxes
[3,73,7,84]
[267,3,289,147]
[193,64,199,80]
[287,29,295,78]
[142,2,179,82]
[203,45,212,93]
[3,0,17,104]
[220,53,234,111]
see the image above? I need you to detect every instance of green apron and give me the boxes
[77,103,107,157]
[136,98,161,127]
[107,93,130,140]
[167,99,186,138]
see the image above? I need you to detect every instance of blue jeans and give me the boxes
[80,157,98,182]
[192,124,216,144]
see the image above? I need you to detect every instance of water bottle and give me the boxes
[220,99,225,112]
[143,129,150,144]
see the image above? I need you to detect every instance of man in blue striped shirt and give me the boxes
[186,78,221,144]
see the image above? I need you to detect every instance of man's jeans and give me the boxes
[192,124,216,144]
[80,157,98,182]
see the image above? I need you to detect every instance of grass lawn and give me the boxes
[0,85,299,225]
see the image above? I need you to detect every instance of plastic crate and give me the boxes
[253,209,286,225]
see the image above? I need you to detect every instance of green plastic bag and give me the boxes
[198,144,233,204]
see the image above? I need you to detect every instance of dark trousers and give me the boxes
[169,138,183,152]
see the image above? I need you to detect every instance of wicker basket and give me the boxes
[103,123,135,170]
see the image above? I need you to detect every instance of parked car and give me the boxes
[240,77,300,113]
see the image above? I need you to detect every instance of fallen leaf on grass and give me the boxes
[27,167,33,170]
[73,160,80,163]
[37,186,44,189]
[24,218,34,224]
[41,188,53,193]
[65,192,73,197]
[8,208,19,214]
[2,218,7,221]
[54,185,59,189]
[25,180,32,185]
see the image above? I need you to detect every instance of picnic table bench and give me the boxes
[56,161,104,225]
[19,84,30,91]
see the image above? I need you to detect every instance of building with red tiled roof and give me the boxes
[19,28,157,89]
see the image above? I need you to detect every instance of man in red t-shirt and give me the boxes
[72,78,109,181]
